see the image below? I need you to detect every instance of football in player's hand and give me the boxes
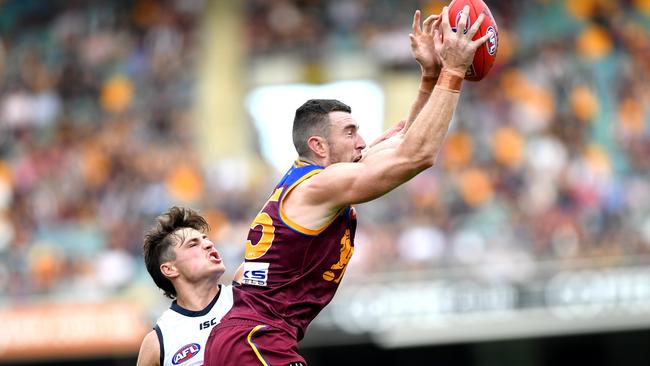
[448,0,499,81]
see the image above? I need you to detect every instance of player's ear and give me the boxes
[307,136,327,158]
[160,262,179,279]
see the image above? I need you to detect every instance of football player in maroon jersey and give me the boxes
[205,6,491,366]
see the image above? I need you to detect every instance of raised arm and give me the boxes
[405,10,443,130]
[362,10,443,160]
[289,6,491,218]
[361,119,405,160]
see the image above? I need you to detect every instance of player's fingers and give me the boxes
[457,5,470,35]
[409,33,417,47]
[440,6,452,35]
[432,14,442,31]
[412,10,421,34]
[434,28,442,49]
[471,30,492,49]
[467,13,485,39]
[422,14,438,34]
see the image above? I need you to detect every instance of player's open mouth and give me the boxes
[353,155,362,162]
[208,251,222,263]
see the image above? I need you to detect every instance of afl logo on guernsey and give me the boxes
[172,343,200,365]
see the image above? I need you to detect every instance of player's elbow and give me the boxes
[393,154,435,180]
[410,150,436,171]
[396,146,435,173]
[415,156,436,171]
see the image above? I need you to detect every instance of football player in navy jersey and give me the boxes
[137,206,243,366]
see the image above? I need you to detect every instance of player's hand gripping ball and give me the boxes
[448,0,498,81]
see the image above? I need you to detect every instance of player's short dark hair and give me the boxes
[143,206,209,299]
[292,99,352,158]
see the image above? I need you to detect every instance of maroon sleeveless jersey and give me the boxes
[225,161,356,341]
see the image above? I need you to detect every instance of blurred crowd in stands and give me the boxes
[0,0,649,303]
[0,0,222,301]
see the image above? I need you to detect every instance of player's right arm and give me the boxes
[301,83,461,207]
[136,330,160,366]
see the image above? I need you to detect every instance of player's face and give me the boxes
[170,227,225,282]
[325,111,366,165]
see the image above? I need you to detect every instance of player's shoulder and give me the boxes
[197,284,233,326]
[141,329,160,347]
[294,161,362,194]
[280,161,324,188]
[220,283,234,296]
[156,306,176,324]
[217,283,234,305]
[136,330,160,366]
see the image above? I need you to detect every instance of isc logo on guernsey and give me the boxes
[172,343,201,365]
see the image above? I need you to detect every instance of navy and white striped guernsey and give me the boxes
[154,284,233,366]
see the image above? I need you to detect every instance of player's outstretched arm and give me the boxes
[362,119,405,158]
[136,330,161,366]
[405,10,443,130]
[362,9,443,161]
[294,6,491,211]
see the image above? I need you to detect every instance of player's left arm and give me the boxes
[362,11,442,161]
[136,330,160,366]
[363,9,442,162]
[405,10,443,130]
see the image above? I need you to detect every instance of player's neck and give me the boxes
[174,279,221,311]
[298,156,326,167]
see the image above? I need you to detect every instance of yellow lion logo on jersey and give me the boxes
[322,229,354,284]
